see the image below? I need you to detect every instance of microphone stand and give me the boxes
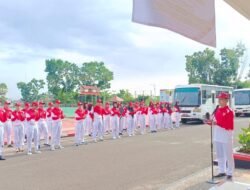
[207,107,219,184]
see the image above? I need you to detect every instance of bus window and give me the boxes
[202,90,207,104]
[212,93,215,104]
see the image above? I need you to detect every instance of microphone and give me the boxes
[212,105,219,116]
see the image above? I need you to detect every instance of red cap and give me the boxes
[24,102,30,107]
[105,102,109,105]
[55,99,61,104]
[129,102,133,106]
[15,102,21,107]
[217,92,230,99]
[48,102,53,106]
[77,102,82,106]
[32,102,38,107]
[4,100,11,105]
[97,99,102,103]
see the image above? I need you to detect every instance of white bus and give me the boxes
[233,88,250,117]
[173,84,233,123]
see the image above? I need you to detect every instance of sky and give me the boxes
[0,0,250,100]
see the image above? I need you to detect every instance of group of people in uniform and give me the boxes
[0,99,181,160]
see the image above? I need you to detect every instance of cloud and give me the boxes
[0,0,249,100]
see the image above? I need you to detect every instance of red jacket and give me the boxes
[46,107,53,118]
[52,107,64,120]
[0,109,5,123]
[111,107,120,117]
[93,105,103,115]
[151,108,158,115]
[12,110,25,122]
[38,108,47,119]
[103,108,111,115]
[3,108,12,122]
[26,109,40,121]
[215,106,234,131]
[75,108,86,120]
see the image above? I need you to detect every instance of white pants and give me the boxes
[0,123,4,156]
[173,112,181,128]
[75,120,84,144]
[157,113,163,129]
[39,120,49,145]
[215,141,234,176]
[14,124,24,149]
[127,115,135,136]
[4,120,12,145]
[149,115,157,131]
[139,114,146,134]
[92,118,103,140]
[27,123,39,152]
[119,117,126,133]
[104,115,111,132]
[111,116,119,138]
[86,116,93,135]
[163,114,173,129]
[51,120,62,148]
[46,118,53,137]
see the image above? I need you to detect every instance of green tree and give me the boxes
[17,79,45,102]
[185,48,219,84]
[186,43,246,86]
[116,89,134,103]
[45,59,80,99]
[80,62,113,90]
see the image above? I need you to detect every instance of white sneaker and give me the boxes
[27,152,32,155]
[35,150,41,154]
[118,136,121,139]
[58,145,64,149]
[94,139,97,143]
[113,137,117,140]
[129,134,132,137]
[51,146,55,151]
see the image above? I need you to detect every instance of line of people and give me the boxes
[0,99,181,160]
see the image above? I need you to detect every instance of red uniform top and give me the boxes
[160,107,167,114]
[151,107,158,115]
[38,108,47,120]
[26,109,40,121]
[139,107,148,115]
[3,107,12,122]
[120,107,127,117]
[167,108,172,115]
[46,107,53,118]
[93,105,103,115]
[174,106,181,112]
[22,108,29,120]
[52,107,64,120]
[75,108,86,120]
[111,107,120,117]
[215,106,234,131]
[0,109,5,123]
[103,108,111,115]
[12,110,25,122]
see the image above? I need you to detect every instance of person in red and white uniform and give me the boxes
[207,92,234,180]
[46,102,53,138]
[51,100,64,151]
[75,102,87,146]
[149,103,158,133]
[165,103,173,129]
[3,100,13,147]
[12,102,25,153]
[86,103,94,136]
[92,99,104,142]
[38,101,49,147]
[22,102,30,145]
[138,101,148,135]
[26,102,41,155]
[0,105,6,160]
[157,102,163,129]
[173,102,181,128]
[119,103,127,135]
[127,102,136,137]
[111,102,120,139]
[103,102,111,134]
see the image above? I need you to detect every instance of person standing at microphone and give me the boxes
[208,92,234,180]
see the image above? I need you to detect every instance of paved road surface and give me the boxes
[0,117,248,190]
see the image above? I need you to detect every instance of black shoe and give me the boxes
[7,144,13,148]
[214,173,226,178]
[227,175,232,180]
[44,143,50,147]
[0,156,6,160]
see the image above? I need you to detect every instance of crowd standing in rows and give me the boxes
[0,99,181,160]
